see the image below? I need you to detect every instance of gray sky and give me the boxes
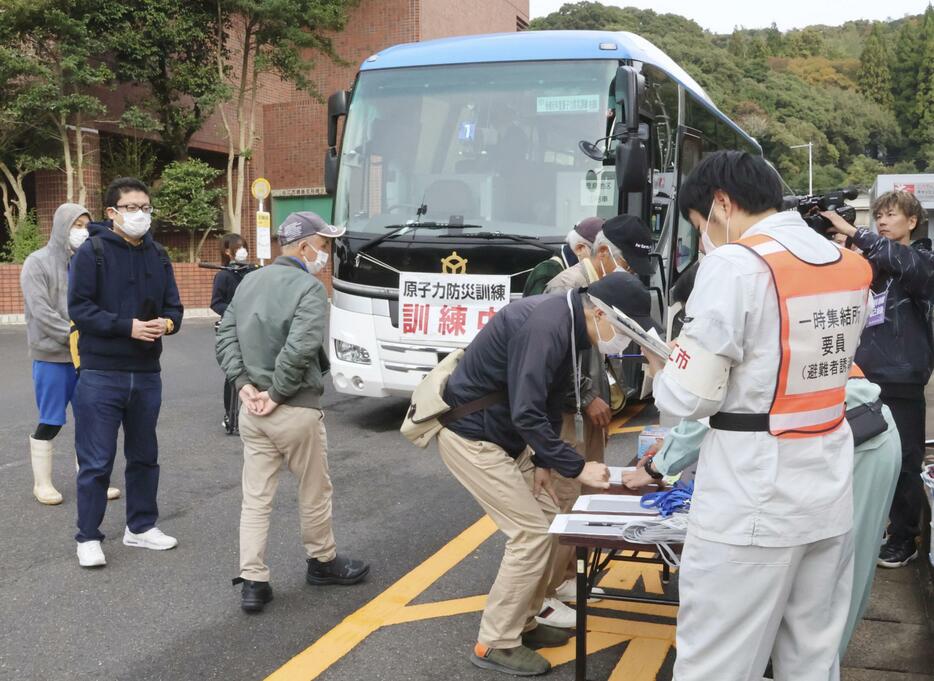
[529,0,929,33]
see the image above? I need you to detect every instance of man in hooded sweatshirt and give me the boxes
[21,203,118,505]
[68,177,183,568]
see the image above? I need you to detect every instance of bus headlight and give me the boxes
[334,339,371,365]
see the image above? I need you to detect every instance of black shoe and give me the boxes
[233,577,273,612]
[306,555,370,586]
[877,538,919,568]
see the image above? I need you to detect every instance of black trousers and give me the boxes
[880,391,926,542]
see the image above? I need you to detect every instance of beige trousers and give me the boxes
[438,428,561,648]
[238,404,337,582]
[546,412,606,592]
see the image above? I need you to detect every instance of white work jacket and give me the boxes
[654,211,866,547]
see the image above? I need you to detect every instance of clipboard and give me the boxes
[590,296,671,360]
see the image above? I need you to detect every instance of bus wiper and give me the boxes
[453,231,556,254]
[355,222,482,256]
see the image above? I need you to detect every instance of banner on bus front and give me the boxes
[399,273,510,343]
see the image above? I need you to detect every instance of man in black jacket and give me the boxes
[826,190,934,568]
[69,177,183,568]
[439,272,652,676]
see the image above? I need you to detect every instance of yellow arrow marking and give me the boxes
[265,515,497,681]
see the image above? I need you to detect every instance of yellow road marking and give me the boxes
[609,637,674,680]
[266,401,663,680]
[608,403,648,435]
[384,594,487,625]
[539,615,675,666]
[265,515,496,681]
[588,599,678,619]
[600,556,668,594]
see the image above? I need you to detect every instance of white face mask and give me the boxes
[69,228,89,251]
[597,252,628,278]
[700,200,730,254]
[234,247,248,263]
[303,244,329,274]
[595,316,630,355]
[116,209,151,239]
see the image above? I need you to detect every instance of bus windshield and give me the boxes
[334,60,620,237]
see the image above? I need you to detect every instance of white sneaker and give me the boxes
[554,578,604,604]
[535,597,577,629]
[77,540,106,568]
[123,526,178,551]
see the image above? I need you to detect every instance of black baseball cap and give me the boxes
[602,215,656,277]
[584,271,662,334]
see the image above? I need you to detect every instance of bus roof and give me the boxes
[360,30,760,153]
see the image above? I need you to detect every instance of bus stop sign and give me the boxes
[251,177,271,202]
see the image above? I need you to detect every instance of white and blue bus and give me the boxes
[324,30,762,398]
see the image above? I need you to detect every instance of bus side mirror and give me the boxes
[327,90,348,147]
[615,137,647,194]
[324,147,339,194]
[615,66,644,133]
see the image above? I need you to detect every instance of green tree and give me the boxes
[845,154,886,190]
[94,0,227,161]
[914,6,934,147]
[530,1,627,30]
[5,0,111,207]
[857,24,893,108]
[153,158,223,262]
[765,23,784,55]
[728,29,747,59]
[213,0,359,234]
[889,17,922,136]
[0,210,43,264]
[0,19,58,236]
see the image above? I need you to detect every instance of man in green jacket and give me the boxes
[216,212,369,613]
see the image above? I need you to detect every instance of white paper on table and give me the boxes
[548,513,649,537]
[608,466,637,485]
[572,494,658,515]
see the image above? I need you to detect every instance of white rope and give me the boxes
[619,513,689,568]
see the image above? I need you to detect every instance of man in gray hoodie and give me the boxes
[21,203,119,505]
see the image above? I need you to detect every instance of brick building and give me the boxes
[1,0,529,317]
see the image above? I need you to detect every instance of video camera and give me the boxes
[197,261,257,274]
[785,188,858,239]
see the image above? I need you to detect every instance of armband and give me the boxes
[665,336,730,402]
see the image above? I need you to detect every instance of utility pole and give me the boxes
[790,142,814,195]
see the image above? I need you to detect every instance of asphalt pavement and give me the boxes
[0,321,930,681]
[0,321,660,681]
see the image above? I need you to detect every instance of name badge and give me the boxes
[866,290,887,328]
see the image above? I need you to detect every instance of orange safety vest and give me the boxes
[739,234,872,438]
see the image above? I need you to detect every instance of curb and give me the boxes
[0,308,219,327]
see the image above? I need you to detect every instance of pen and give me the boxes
[585,522,627,527]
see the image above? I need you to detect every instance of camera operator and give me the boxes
[823,190,934,568]
[211,233,256,434]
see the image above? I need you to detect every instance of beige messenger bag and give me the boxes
[400,349,505,448]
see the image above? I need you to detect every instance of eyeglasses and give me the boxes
[114,204,154,214]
